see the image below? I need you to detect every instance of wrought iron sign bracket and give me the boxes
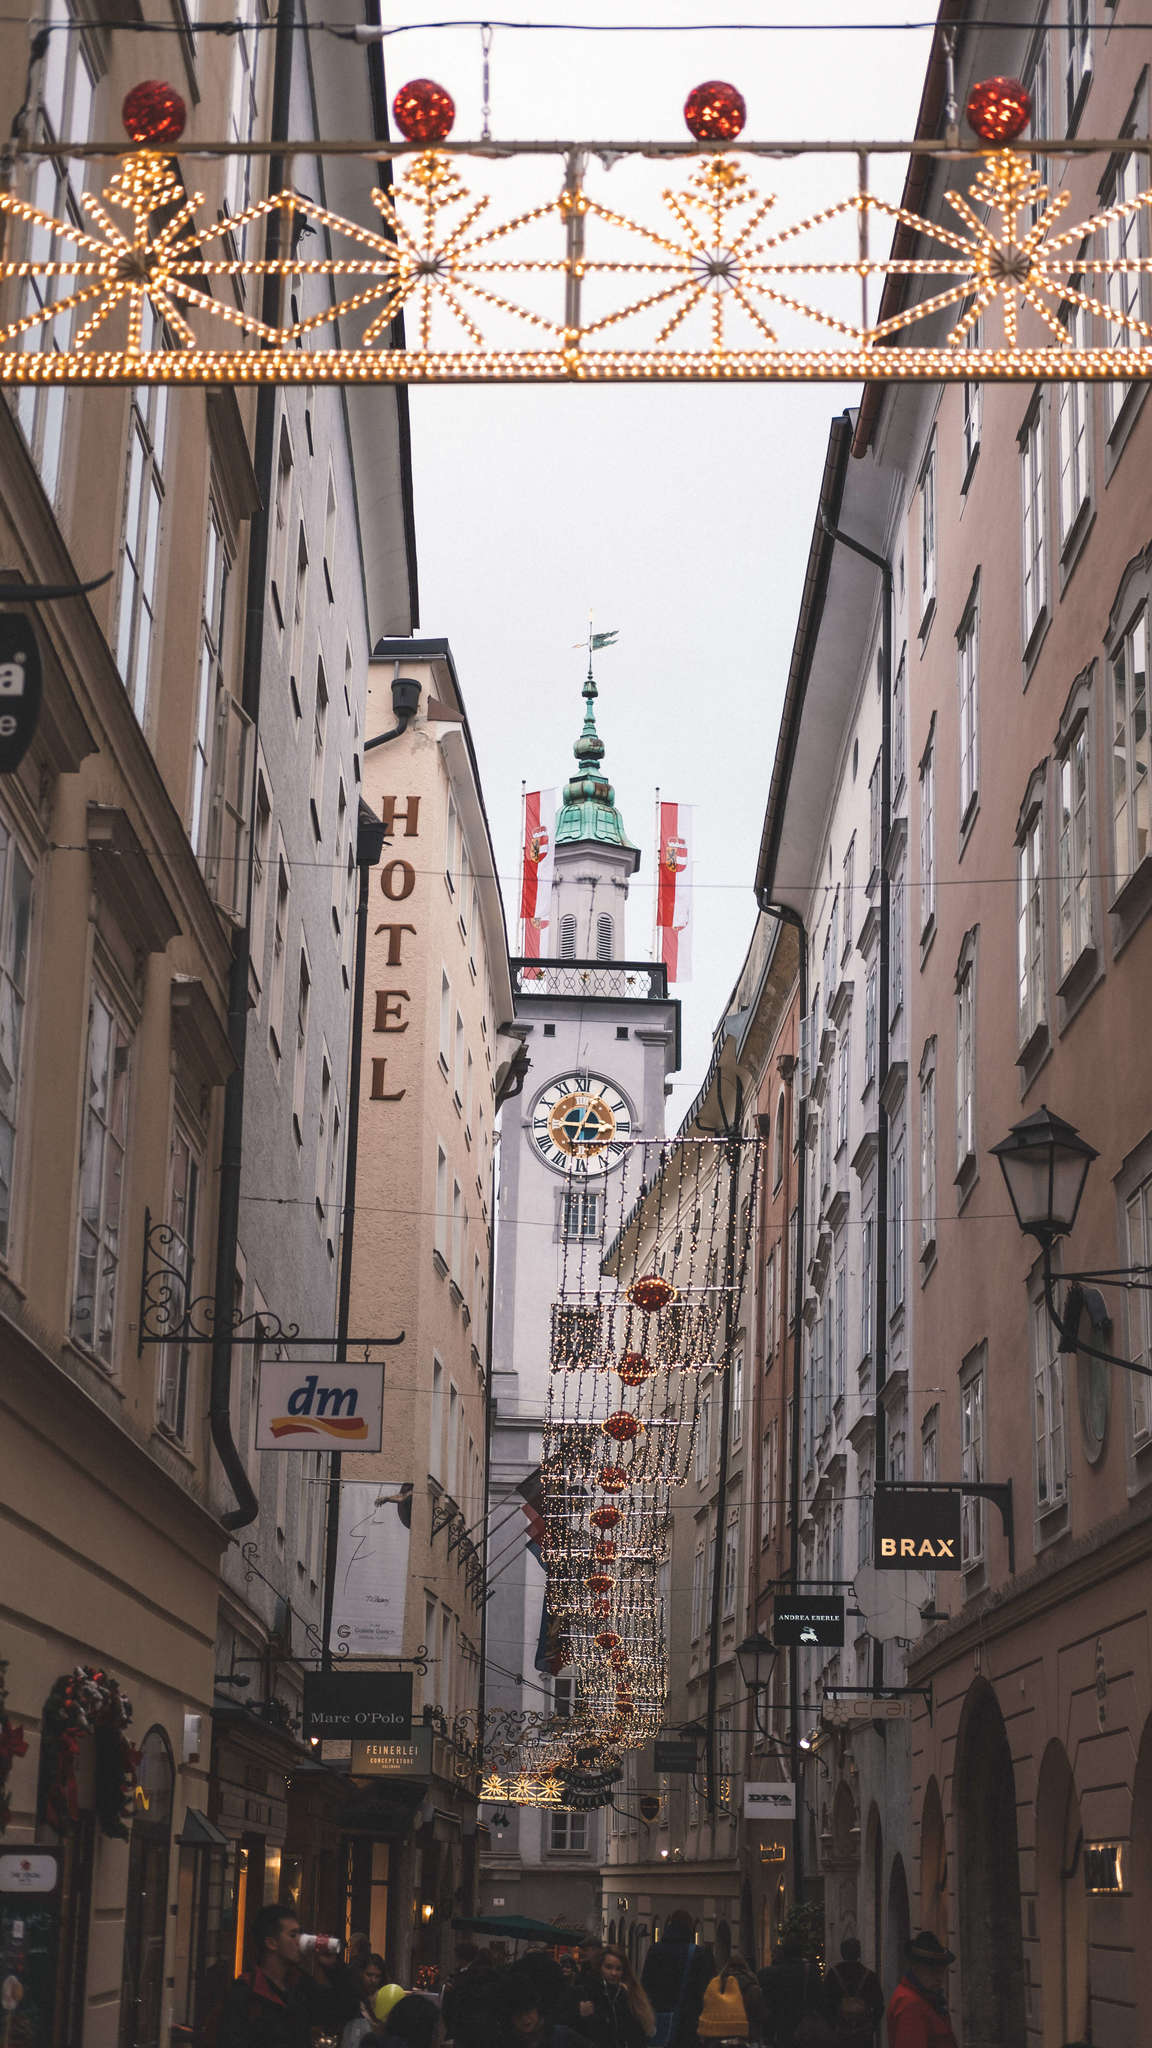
[137,1206,405,1352]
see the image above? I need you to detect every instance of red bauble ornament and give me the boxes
[593,1540,617,1562]
[627,1273,677,1314]
[588,1573,613,1595]
[595,1631,621,1651]
[684,80,747,143]
[603,1410,641,1443]
[615,1695,634,1713]
[610,1650,629,1671]
[598,1464,628,1492]
[965,76,1031,145]
[122,81,187,147]
[392,78,456,144]
[593,1599,612,1619]
[591,1506,621,1531]
[618,1351,655,1386]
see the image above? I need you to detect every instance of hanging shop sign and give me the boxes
[638,1795,662,1823]
[0,613,43,776]
[0,1848,61,2046]
[744,1781,796,1822]
[759,1842,787,1865]
[773,1594,845,1647]
[255,1361,385,1450]
[653,1739,698,1775]
[874,1485,962,1570]
[302,1671,413,1743]
[331,1482,412,1656]
[822,1695,913,1727]
[349,1726,432,1777]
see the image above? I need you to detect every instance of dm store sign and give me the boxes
[255,1360,384,1451]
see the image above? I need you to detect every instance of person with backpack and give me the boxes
[695,1924,763,2048]
[823,1940,883,2046]
[641,1913,706,2048]
[214,1904,360,2048]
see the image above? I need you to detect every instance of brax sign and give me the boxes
[302,1671,413,1742]
[0,613,44,775]
[256,1360,384,1451]
[874,1485,963,1570]
[773,1596,845,1647]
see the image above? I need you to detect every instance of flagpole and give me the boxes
[652,785,660,966]
[519,778,526,954]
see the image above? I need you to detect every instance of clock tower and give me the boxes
[484,666,680,1927]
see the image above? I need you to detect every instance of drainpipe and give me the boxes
[207,0,296,1531]
[755,897,807,1906]
[321,678,420,1664]
[818,514,894,1697]
[704,1075,744,1817]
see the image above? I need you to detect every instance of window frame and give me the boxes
[957,583,980,831]
[0,817,35,1270]
[72,977,133,1366]
[1019,394,1049,655]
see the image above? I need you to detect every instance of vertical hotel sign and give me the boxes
[368,791,421,1106]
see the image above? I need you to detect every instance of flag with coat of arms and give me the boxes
[655,800,694,983]
[520,788,557,959]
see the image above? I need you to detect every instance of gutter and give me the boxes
[364,0,420,631]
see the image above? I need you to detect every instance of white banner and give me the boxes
[744,1780,796,1821]
[255,1361,384,1451]
[330,1481,411,1657]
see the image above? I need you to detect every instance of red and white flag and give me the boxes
[520,789,557,958]
[656,801,694,983]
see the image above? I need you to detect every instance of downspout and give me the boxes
[818,514,893,1697]
[321,682,419,1661]
[208,0,296,1530]
[755,898,807,1906]
[705,1075,744,1817]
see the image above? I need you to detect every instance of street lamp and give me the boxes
[736,1633,776,1696]
[991,1108,1151,1380]
[990,1105,1097,1244]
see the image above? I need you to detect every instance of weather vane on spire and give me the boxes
[572,614,619,658]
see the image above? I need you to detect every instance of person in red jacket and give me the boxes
[885,1933,958,2048]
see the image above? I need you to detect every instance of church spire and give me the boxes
[554,660,638,860]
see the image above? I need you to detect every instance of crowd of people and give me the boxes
[204,1904,967,2047]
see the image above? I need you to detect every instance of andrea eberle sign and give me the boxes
[302,1671,413,1742]
[773,1595,845,1647]
[874,1485,962,1570]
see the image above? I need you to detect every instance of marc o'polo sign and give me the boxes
[874,1484,962,1570]
[302,1671,413,1742]
[773,1595,845,1647]
[0,612,43,774]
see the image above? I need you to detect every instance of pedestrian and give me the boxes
[758,1934,822,2048]
[343,1955,389,2046]
[700,1922,765,2044]
[576,1945,655,2048]
[641,1913,705,2048]
[505,1976,594,2048]
[885,1934,958,2048]
[215,1904,360,2048]
[823,1940,883,2046]
[384,1993,443,2048]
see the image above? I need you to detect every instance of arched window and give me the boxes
[596,914,614,961]
[773,1090,786,1189]
[559,914,577,959]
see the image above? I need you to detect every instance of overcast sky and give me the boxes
[386,1,934,1114]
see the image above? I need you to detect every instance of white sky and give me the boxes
[387,1,935,1115]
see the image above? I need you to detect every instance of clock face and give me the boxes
[530,1071,633,1176]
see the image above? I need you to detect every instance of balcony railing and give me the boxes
[512,957,668,1000]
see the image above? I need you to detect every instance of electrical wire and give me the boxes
[7,12,1150,33]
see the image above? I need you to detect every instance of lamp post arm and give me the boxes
[1042,1241,1152,1378]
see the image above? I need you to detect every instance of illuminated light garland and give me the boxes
[597,1464,629,1492]
[592,1541,617,1561]
[595,1632,621,1652]
[588,1574,613,1594]
[627,1274,678,1313]
[590,1507,621,1531]
[603,1410,642,1442]
[618,1351,656,1384]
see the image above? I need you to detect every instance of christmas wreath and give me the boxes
[0,1661,28,1836]
[38,1666,138,1840]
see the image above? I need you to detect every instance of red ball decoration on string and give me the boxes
[684,80,747,143]
[603,1410,641,1443]
[610,1650,629,1672]
[392,78,456,144]
[965,76,1031,145]
[593,1599,613,1619]
[122,80,187,147]
[618,1351,656,1386]
[627,1273,677,1314]
[598,1464,629,1492]
[593,1541,617,1562]
[615,1699,635,1719]
[588,1573,613,1595]
[591,1505,621,1531]
[595,1631,621,1651]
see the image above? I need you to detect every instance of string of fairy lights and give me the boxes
[4,69,1152,382]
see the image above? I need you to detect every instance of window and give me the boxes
[435,1146,448,1261]
[452,1180,465,1283]
[465,1048,474,1134]
[960,1352,986,1566]
[919,726,936,936]
[956,935,977,1171]
[430,1360,443,1479]
[268,846,290,1063]
[563,1188,600,1239]
[890,1133,906,1312]
[842,838,855,959]
[868,754,882,881]
[1057,717,1092,972]
[289,523,309,707]
[761,1423,777,1542]
[732,1350,744,1446]
[695,1393,711,1486]
[323,1095,342,1255]
[271,420,293,623]
[1126,1176,1152,1443]
[1111,608,1150,888]
[439,971,451,1070]
[559,913,577,959]
[1103,152,1145,430]
[717,1706,734,1779]
[444,797,460,890]
[919,437,937,618]
[550,1809,588,1853]
[788,1208,800,1325]
[454,1011,465,1104]
[0,822,34,1263]
[315,1053,332,1219]
[115,349,168,723]
[190,502,231,859]
[1065,0,1092,129]
[890,868,904,1020]
[1032,1289,1067,1510]
[596,913,614,961]
[864,966,877,1087]
[73,985,132,1363]
[860,1213,874,1365]
[323,468,338,597]
[857,1456,873,1568]
[722,1511,739,1618]
[833,1251,846,1401]
[447,1384,460,1494]
[773,1092,786,1190]
[1057,301,1090,542]
[1016,794,1047,1048]
[309,660,328,839]
[223,22,259,252]
[1020,403,1047,645]
[958,595,980,822]
[250,765,273,994]
[962,320,983,476]
[292,949,310,1146]
[919,1044,937,1256]
[157,1121,199,1439]
[691,1544,705,1638]
[764,1249,777,1361]
[892,650,907,800]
